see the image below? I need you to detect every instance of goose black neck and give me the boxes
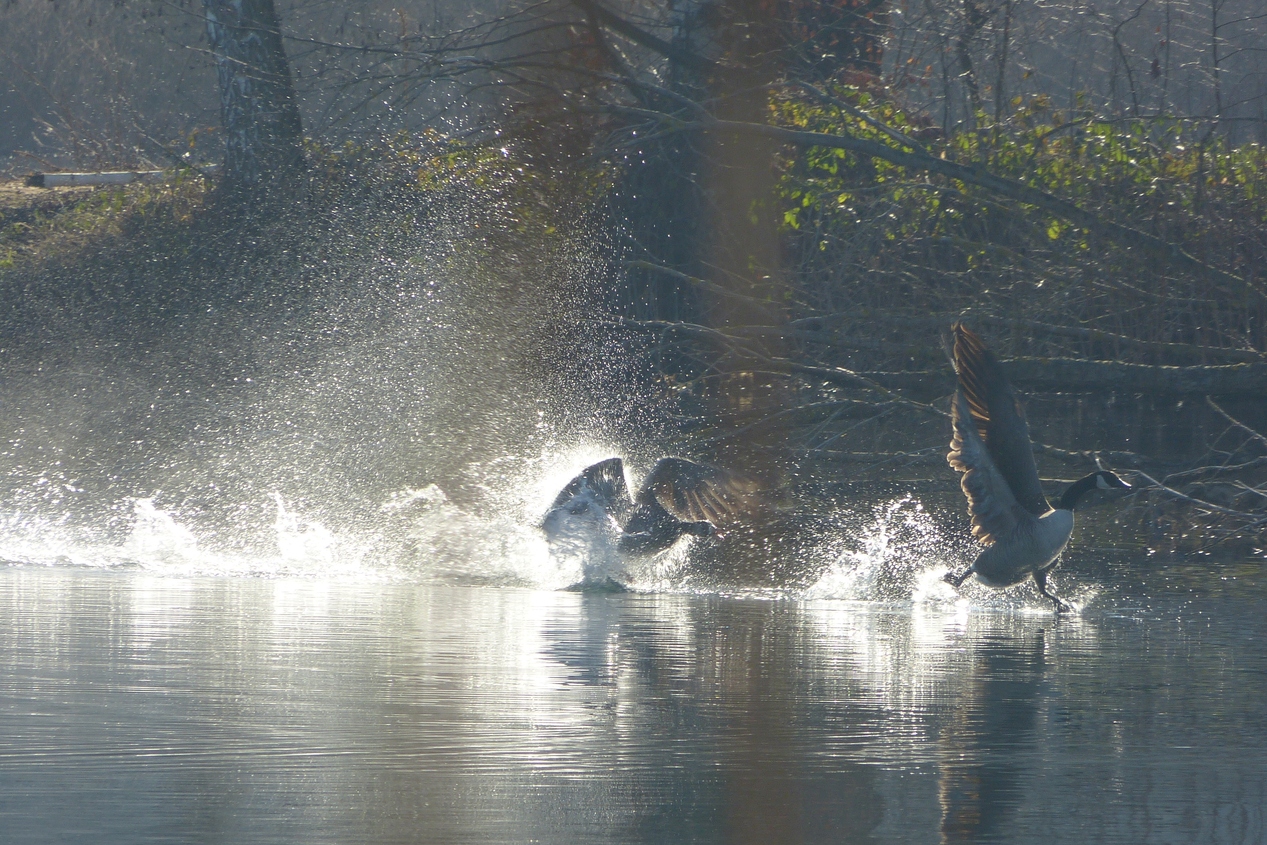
[1058,472,1104,511]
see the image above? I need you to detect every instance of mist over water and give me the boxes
[0,180,1175,614]
[0,183,655,584]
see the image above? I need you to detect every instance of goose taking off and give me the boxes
[542,457,759,558]
[943,324,1130,612]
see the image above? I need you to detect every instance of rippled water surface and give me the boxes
[1,562,1264,845]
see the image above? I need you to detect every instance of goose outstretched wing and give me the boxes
[549,457,633,517]
[948,390,1034,545]
[952,324,1050,516]
[640,458,761,527]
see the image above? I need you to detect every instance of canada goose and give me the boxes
[943,324,1130,612]
[542,456,757,557]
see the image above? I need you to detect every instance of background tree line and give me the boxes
[3,0,1267,555]
[3,0,1264,170]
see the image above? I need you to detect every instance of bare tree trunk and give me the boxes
[957,0,986,123]
[992,0,1013,124]
[1210,0,1223,121]
[203,0,304,189]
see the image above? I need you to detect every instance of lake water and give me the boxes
[1,547,1264,844]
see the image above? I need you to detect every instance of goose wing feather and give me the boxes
[549,457,633,518]
[949,390,1033,545]
[641,458,761,527]
[953,324,1050,515]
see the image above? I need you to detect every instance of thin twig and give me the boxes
[1206,397,1267,448]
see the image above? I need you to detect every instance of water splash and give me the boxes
[375,477,570,589]
[0,446,653,590]
[114,497,369,579]
[125,498,203,567]
[806,496,966,604]
[0,510,102,570]
[379,484,449,514]
[271,492,336,566]
[0,474,1104,610]
[803,494,1100,613]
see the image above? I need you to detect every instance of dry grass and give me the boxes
[0,174,211,270]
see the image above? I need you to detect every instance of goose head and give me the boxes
[1057,470,1132,511]
[1094,470,1131,491]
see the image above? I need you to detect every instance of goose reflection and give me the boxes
[937,630,1048,843]
[536,594,885,843]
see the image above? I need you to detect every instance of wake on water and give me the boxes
[0,464,1095,611]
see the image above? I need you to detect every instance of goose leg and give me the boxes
[1033,568,1071,614]
[943,568,971,588]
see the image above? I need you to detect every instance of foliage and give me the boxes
[771,87,1267,359]
[0,129,612,273]
[0,172,210,269]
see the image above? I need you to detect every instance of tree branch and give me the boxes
[570,0,716,74]
[611,110,1259,300]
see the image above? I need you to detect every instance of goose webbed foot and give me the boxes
[1034,569,1071,614]
[943,568,970,588]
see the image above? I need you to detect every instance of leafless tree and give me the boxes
[203,0,305,188]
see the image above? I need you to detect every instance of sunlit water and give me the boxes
[0,491,1264,844]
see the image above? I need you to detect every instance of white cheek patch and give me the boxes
[1096,475,1112,490]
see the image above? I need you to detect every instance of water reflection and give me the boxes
[936,630,1046,841]
[0,567,1263,844]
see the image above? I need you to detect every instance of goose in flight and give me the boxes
[943,324,1130,612]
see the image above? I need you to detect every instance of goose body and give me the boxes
[966,505,1073,588]
[540,458,629,587]
[944,324,1129,611]
[542,457,756,586]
